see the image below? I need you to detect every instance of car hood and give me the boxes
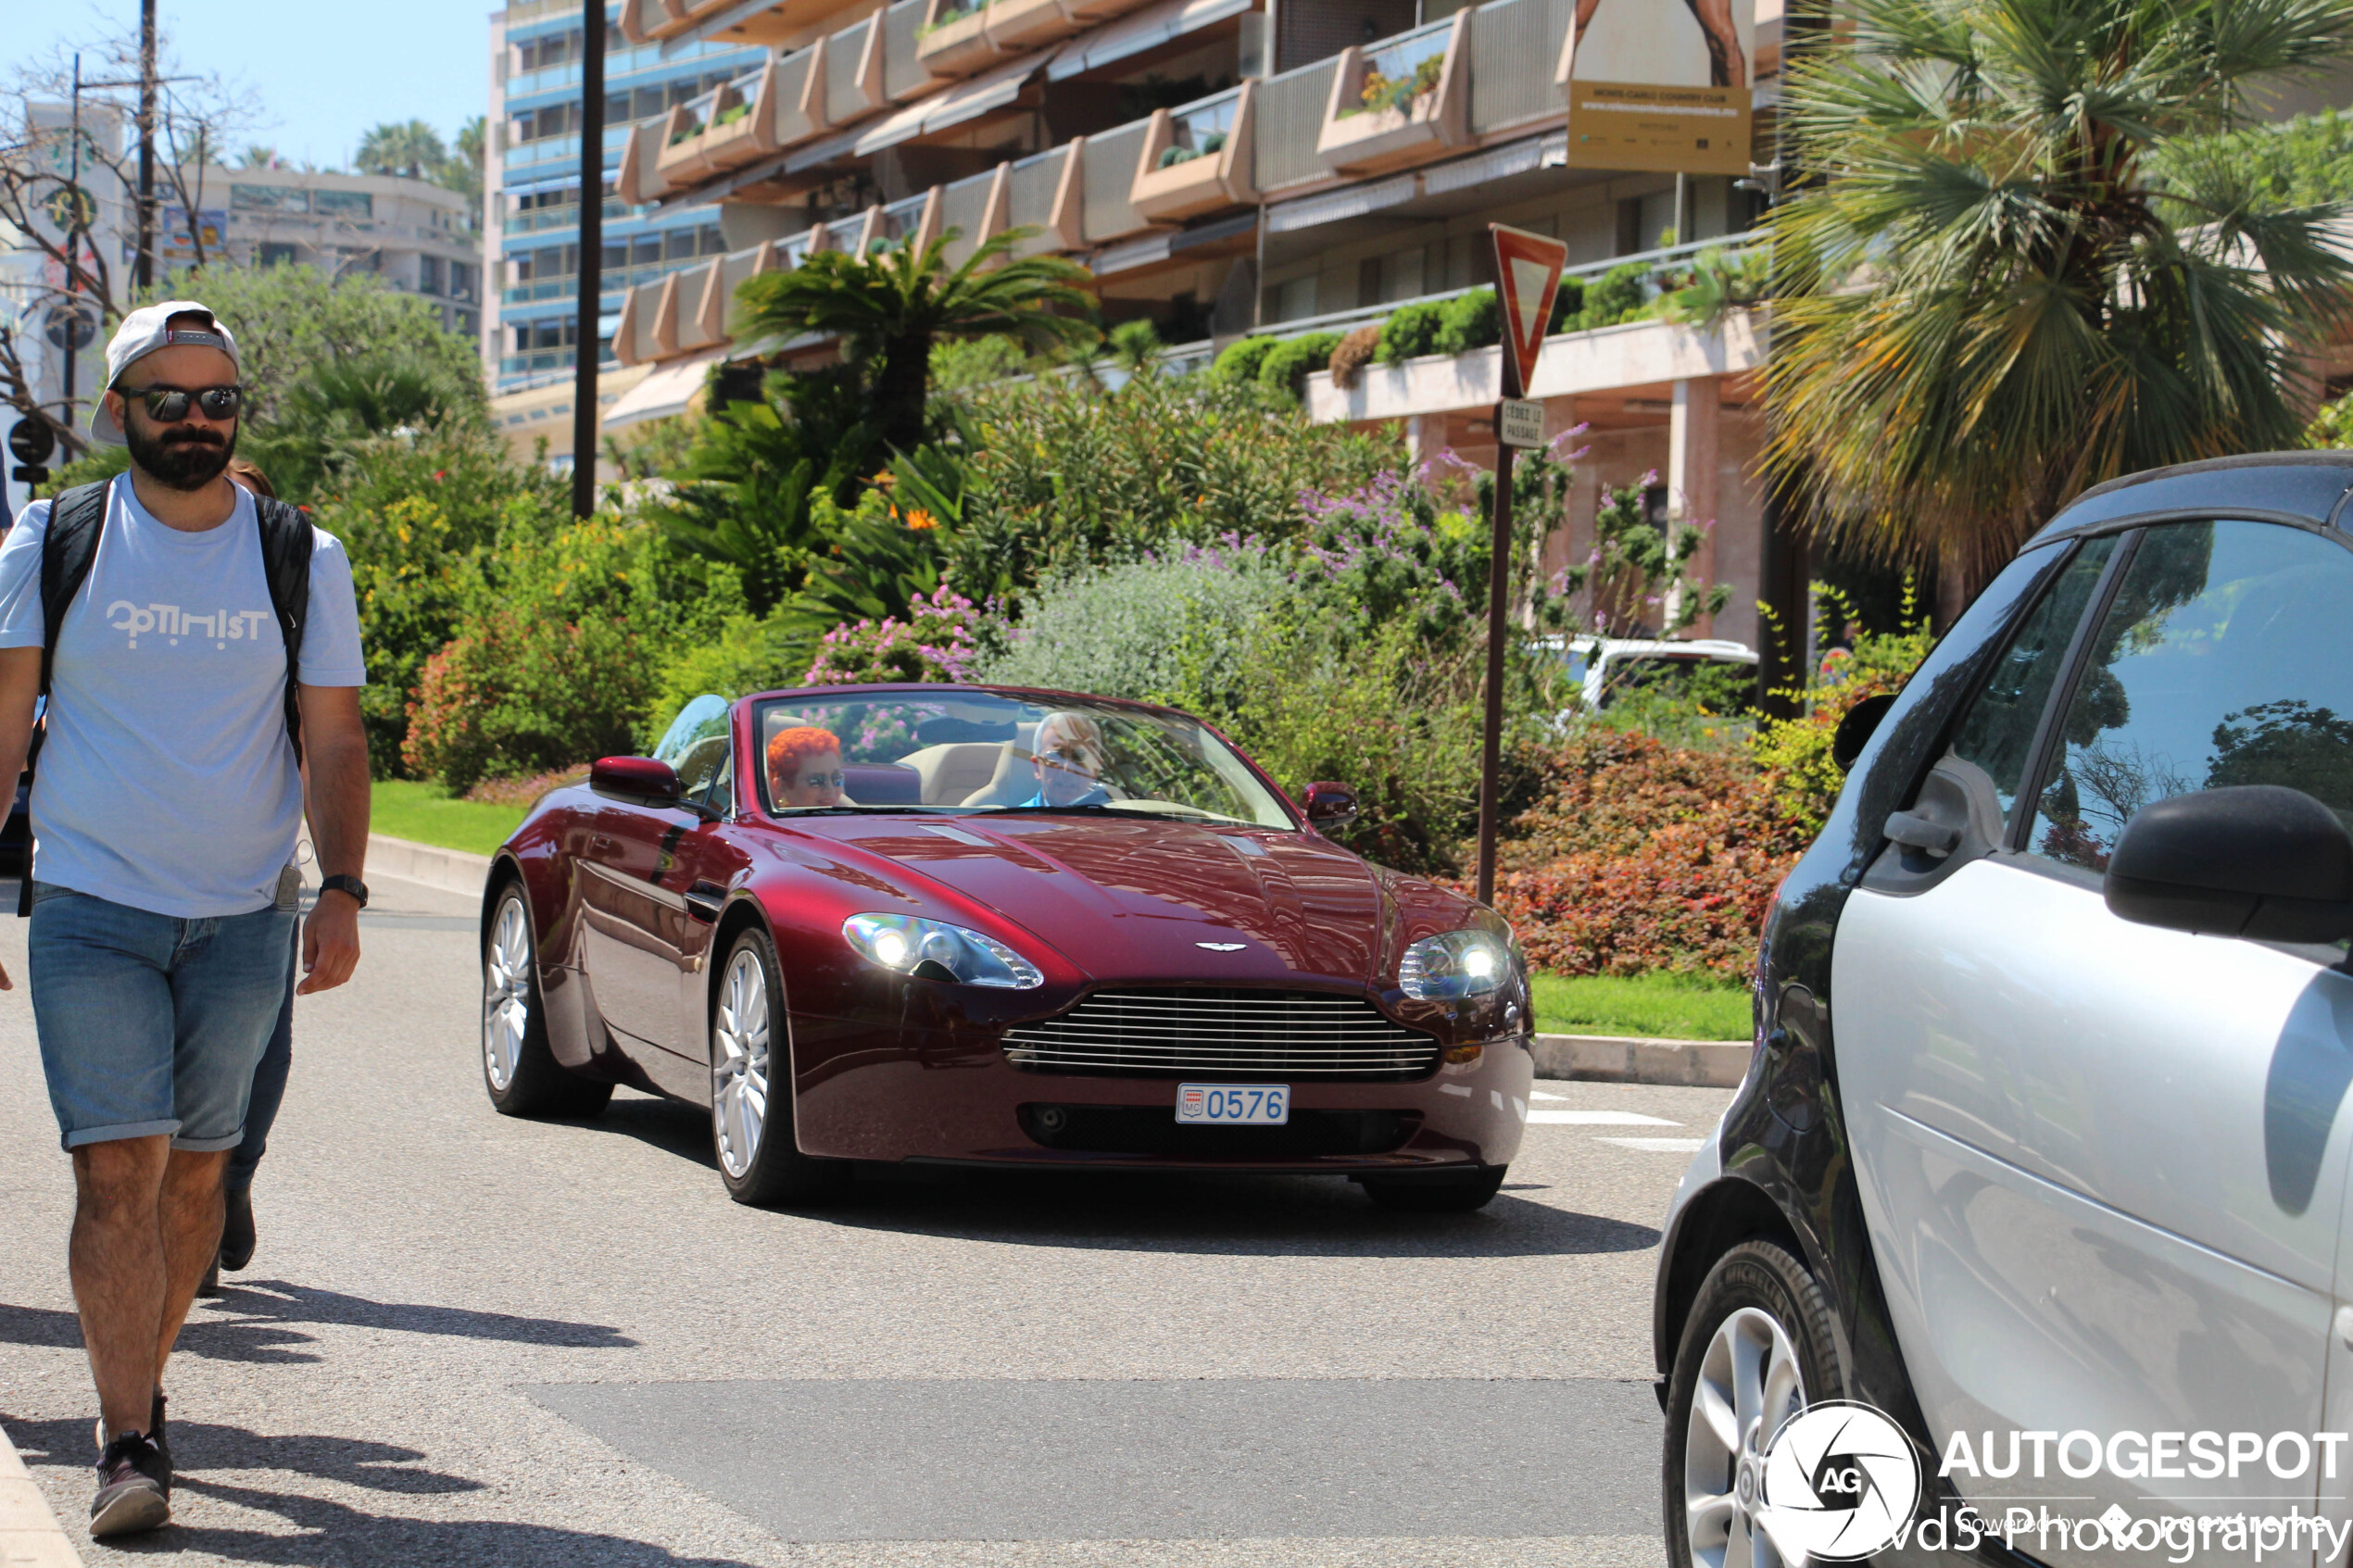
[782,814,1412,986]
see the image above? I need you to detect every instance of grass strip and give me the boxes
[371,780,531,859]
[1531,971,1750,1041]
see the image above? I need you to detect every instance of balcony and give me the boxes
[1251,57,1339,192]
[502,198,626,237]
[771,44,825,146]
[1080,119,1153,244]
[826,15,888,123]
[882,0,933,99]
[917,0,1003,77]
[1129,83,1253,221]
[984,0,1082,53]
[1316,11,1472,175]
[937,166,1006,269]
[1005,144,1080,255]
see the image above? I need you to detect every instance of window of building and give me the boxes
[1272,274,1316,321]
[232,182,307,213]
[420,255,444,295]
[314,189,373,219]
[258,242,298,268]
[451,263,476,301]
[699,223,725,256]
[662,229,699,261]
[631,234,662,267]
[517,29,581,71]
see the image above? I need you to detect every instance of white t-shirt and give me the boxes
[0,476,367,918]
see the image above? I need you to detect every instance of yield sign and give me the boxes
[1491,223,1568,399]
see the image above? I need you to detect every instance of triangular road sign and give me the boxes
[1491,223,1568,399]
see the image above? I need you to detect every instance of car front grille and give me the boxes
[1002,988,1439,1080]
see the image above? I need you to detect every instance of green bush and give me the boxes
[1569,261,1649,332]
[645,610,810,742]
[1256,332,1341,398]
[969,543,1292,716]
[1432,288,1500,356]
[1378,300,1446,364]
[2153,107,2353,207]
[1210,335,1278,383]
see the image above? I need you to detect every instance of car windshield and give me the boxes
[749,691,1296,827]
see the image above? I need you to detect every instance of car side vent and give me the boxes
[1003,989,1440,1080]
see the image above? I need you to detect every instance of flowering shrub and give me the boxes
[1483,729,1812,978]
[802,583,983,685]
[403,608,652,793]
[465,764,591,807]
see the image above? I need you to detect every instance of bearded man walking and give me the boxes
[0,302,371,1537]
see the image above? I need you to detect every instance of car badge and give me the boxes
[1196,941,1247,951]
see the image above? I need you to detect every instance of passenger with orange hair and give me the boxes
[766,725,846,809]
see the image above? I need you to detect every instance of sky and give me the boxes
[14,0,498,173]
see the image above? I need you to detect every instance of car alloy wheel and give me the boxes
[712,944,772,1180]
[1684,1305,1806,1567]
[483,894,534,1094]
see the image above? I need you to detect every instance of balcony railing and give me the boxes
[1317,10,1472,175]
[1252,58,1338,191]
[883,0,932,99]
[503,198,628,237]
[773,45,822,145]
[1469,0,1570,132]
[938,166,1000,268]
[826,15,885,123]
[1006,144,1076,254]
[1080,119,1151,244]
[1130,82,1254,221]
[501,259,678,304]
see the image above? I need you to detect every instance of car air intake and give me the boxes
[1002,989,1440,1080]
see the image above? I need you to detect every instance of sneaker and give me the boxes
[90,1431,170,1538]
[220,1185,256,1272]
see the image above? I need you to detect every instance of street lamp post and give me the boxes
[571,0,607,519]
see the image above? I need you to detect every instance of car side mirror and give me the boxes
[1302,781,1359,828]
[2105,785,2353,943]
[590,755,682,806]
[1831,693,1897,772]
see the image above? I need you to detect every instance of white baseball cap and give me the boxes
[88,300,243,447]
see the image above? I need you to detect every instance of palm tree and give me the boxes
[732,228,1096,454]
[1762,0,2353,611]
[356,119,448,181]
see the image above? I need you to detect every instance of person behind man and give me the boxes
[195,458,296,1297]
[1018,711,1111,808]
[0,303,371,1537]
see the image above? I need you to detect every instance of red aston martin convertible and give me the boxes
[477,684,1534,1210]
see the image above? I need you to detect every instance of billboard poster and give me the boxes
[159,208,230,263]
[1556,0,1755,175]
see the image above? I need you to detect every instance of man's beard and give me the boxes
[126,419,235,491]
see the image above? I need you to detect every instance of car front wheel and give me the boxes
[711,928,849,1208]
[1662,1238,1844,1568]
[482,884,611,1119]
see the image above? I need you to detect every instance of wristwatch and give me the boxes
[319,873,370,909]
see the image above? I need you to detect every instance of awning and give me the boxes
[1266,172,1418,234]
[659,0,782,56]
[603,346,729,431]
[1048,0,1253,80]
[806,50,1055,165]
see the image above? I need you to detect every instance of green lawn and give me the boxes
[1531,971,1751,1041]
[372,781,532,857]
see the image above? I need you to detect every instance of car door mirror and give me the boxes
[2105,785,2353,943]
[1831,693,1897,771]
[590,755,682,806]
[1302,782,1359,827]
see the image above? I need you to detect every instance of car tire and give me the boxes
[1360,1164,1507,1212]
[1662,1238,1844,1568]
[710,927,849,1208]
[482,883,612,1120]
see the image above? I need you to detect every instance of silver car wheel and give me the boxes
[1685,1304,1807,1568]
[712,946,772,1179]
[483,896,533,1093]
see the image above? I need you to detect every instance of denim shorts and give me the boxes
[27,883,297,1152]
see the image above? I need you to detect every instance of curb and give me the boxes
[0,1422,84,1566]
[1532,1033,1751,1088]
[367,832,494,901]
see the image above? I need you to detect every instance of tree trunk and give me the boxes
[874,328,934,458]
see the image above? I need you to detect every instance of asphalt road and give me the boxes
[0,871,1735,1567]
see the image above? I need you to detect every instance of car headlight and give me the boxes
[842,913,1043,989]
[1398,930,1511,1000]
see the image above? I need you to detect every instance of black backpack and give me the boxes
[18,476,313,914]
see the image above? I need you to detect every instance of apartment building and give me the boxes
[158,168,482,337]
[486,0,768,395]
[601,0,1784,638]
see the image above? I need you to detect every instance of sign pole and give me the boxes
[572,0,608,519]
[1475,223,1569,907]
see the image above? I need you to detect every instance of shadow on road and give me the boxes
[5,1420,756,1567]
[0,1283,635,1366]
[570,1094,1659,1259]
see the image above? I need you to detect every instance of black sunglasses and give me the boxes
[121,383,243,423]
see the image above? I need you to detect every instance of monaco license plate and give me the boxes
[1176,1083,1290,1125]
